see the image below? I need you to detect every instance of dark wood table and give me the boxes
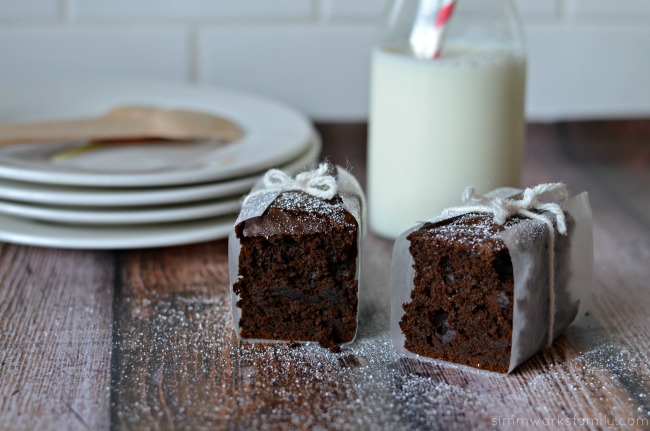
[1,121,649,430]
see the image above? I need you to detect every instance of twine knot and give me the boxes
[243,163,337,205]
[448,183,569,235]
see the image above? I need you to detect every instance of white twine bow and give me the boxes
[445,183,569,235]
[444,183,570,347]
[243,163,337,206]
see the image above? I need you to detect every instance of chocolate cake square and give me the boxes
[391,186,592,373]
[232,190,359,347]
[399,213,520,372]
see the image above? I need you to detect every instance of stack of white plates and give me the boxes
[0,82,320,249]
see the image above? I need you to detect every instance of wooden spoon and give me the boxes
[0,105,244,147]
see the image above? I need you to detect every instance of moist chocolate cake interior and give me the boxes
[234,191,359,348]
[400,213,520,372]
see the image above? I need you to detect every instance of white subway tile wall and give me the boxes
[0,27,190,84]
[526,25,650,119]
[199,25,375,120]
[0,0,59,22]
[324,0,390,21]
[75,0,316,22]
[514,0,559,19]
[0,0,649,121]
[569,0,650,21]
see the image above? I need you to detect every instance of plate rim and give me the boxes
[0,81,314,187]
[0,195,242,225]
[0,213,237,250]
[0,135,324,249]
[0,135,321,207]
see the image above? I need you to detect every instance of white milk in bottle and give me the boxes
[367,0,526,238]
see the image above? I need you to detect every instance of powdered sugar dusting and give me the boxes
[418,213,548,252]
[418,213,507,251]
[113,234,647,429]
[272,191,356,229]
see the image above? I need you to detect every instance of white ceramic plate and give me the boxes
[0,136,323,249]
[0,80,314,187]
[0,213,236,250]
[0,135,321,207]
[0,196,242,225]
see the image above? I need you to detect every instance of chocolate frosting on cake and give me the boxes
[241,192,357,238]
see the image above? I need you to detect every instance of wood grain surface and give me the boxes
[1,121,649,430]
[0,247,114,429]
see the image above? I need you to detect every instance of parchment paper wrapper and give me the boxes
[390,188,593,373]
[229,165,366,344]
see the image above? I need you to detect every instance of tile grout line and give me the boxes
[60,0,76,24]
[189,26,200,85]
[557,0,572,24]
[315,0,331,24]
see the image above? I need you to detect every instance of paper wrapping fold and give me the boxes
[390,187,592,373]
[229,165,366,344]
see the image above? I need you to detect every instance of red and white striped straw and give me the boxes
[409,0,459,59]
[432,0,458,59]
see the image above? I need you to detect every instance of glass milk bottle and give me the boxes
[367,0,526,238]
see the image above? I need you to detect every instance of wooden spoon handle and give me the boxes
[0,107,243,146]
[0,118,125,146]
